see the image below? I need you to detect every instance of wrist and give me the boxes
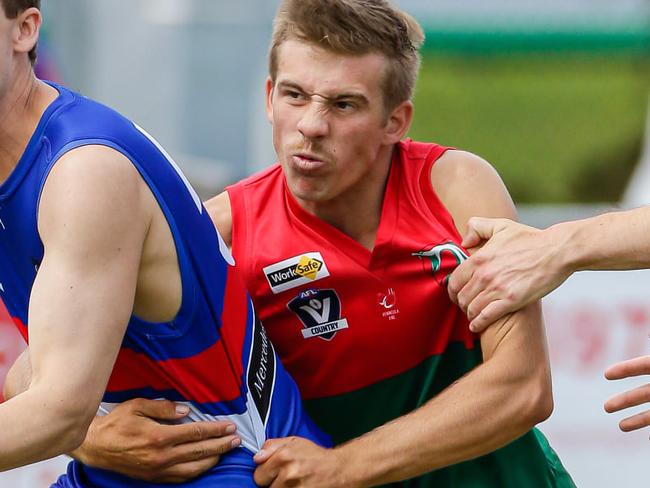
[332,444,370,488]
[546,220,584,275]
[68,419,97,465]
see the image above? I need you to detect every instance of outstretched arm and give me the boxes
[448,206,650,332]
[253,151,553,487]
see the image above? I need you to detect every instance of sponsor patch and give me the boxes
[263,252,330,294]
[246,318,276,426]
[413,242,468,286]
[287,288,348,341]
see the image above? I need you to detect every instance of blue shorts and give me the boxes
[51,448,261,487]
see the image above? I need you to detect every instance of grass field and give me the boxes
[409,54,650,203]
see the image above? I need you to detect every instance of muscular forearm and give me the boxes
[0,385,93,470]
[553,206,650,272]
[334,307,551,486]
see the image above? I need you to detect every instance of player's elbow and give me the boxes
[521,368,554,426]
[40,393,98,454]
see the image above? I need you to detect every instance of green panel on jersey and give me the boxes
[304,342,576,487]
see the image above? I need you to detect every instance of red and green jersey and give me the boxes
[227,140,575,487]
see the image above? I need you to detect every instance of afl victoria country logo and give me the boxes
[287,288,349,341]
[413,242,468,286]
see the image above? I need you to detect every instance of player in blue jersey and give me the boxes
[0,2,328,486]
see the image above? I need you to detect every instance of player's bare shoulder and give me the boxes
[204,191,233,247]
[38,144,153,241]
[430,150,516,235]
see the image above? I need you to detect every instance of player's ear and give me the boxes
[13,7,41,59]
[382,100,413,145]
[265,77,274,124]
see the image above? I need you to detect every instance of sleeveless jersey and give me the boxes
[227,139,575,487]
[0,83,328,488]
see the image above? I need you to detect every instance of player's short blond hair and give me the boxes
[1,0,40,65]
[269,0,425,112]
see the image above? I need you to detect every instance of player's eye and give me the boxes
[284,90,307,102]
[334,100,355,111]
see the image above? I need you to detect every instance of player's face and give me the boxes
[267,40,409,205]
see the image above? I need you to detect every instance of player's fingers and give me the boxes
[168,420,238,445]
[605,356,650,380]
[448,260,475,305]
[617,409,650,433]
[454,272,491,317]
[604,384,650,413]
[469,299,513,333]
[129,398,191,421]
[464,288,505,322]
[168,435,241,464]
[462,217,504,248]
[254,458,281,486]
[147,456,222,484]
[254,437,293,464]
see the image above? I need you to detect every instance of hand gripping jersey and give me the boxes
[0,83,328,488]
[227,140,576,487]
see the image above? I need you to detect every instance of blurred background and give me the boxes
[1,0,650,485]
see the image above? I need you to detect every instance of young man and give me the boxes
[448,211,650,435]
[31,1,577,486]
[0,1,328,486]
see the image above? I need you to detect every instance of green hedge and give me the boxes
[409,54,650,203]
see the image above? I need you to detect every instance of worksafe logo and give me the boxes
[288,288,348,341]
[263,252,330,294]
[413,242,468,286]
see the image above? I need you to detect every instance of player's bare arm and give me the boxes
[0,145,150,470]
[448,206,650,332]
[253,151,553,487]
[2,188,240,483]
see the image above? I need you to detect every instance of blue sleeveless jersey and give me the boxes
[0,83,329,487]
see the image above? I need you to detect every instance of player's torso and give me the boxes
[229,141,576,488]
[230,141,480,439]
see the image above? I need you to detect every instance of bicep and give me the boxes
[431,150,546,359]
[28,146,149,414]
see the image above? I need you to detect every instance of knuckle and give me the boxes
[151,432,170,449]
[192,424,205,440]
[143,452,166,470]
[192,446,209,459]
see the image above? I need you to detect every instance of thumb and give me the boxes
[254,437,293,464]
[132,398,191,421]
[462,217,502,248]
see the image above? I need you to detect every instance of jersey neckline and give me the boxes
[0,81,73,200]
[282,144,402,270]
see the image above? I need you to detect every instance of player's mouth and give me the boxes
[291,153,327,173]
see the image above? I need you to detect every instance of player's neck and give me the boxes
[0,70,57,183]
[297,149,393,251]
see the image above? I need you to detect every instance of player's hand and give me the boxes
[604,351,650,433]
[253,437,352,488]
[448,217,570,333]
[72,398,241,483]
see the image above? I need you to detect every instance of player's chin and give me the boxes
[289,180,330,202]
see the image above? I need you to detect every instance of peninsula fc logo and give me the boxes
[413,242,468,286]
[287,288,349,341]
[263,252,330,294]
